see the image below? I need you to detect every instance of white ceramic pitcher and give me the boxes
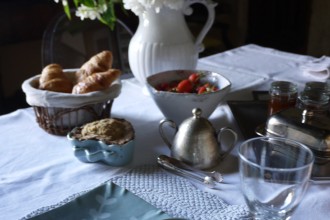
[128,0,217,85]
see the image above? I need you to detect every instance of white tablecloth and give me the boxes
[1,44,329,220]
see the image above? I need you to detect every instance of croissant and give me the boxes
[39,64,73,93]
[72,69,121,94]
[76,50,113,82]
[39,64,64,84]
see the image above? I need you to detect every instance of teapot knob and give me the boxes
[192,108,202,118]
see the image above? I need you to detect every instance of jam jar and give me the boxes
[268,81,298,116]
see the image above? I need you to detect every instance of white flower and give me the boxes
[53,0,119,28]
[53,0,68,6]
[123,0,145,15]
[75,4,108,21]
[164,0,184,10]
[54,0,185,28]
[123,0,184,16]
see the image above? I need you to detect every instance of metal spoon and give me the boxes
[157,155,223,188]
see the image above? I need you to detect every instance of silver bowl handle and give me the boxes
[159,119,178,149]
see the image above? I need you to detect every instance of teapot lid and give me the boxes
[180,108,214,133]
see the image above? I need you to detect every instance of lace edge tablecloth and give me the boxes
[22,165,250,220]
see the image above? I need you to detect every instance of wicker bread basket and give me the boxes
[22,70,121,136]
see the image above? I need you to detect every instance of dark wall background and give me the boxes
[247,0,311,54]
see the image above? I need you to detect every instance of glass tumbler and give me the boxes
[268,81,298,116]
[238,137,314,220]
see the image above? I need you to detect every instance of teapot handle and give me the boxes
[183,0,217,53]
[159,119,178,149]
[217,127,238,160]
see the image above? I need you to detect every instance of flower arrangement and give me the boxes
[54,0,184,28]
[54,0,121,29]
[123,0,184,16]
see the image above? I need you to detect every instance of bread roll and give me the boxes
[72,69,121,94]
[39,64,73,93]
[76,51,113,82]
[39,64,63,84]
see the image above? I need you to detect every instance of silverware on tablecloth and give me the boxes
[157,155,223,188]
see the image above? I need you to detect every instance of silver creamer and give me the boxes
[159,108,237,170]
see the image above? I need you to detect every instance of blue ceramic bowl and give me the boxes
[67,127,134,166]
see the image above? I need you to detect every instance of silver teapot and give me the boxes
[159,108,238,170]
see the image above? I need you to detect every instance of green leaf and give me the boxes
[98,0,106,5]
[80,0,96,7]
[59,0,126,29]
[112,0,123,3]
[99,18,115,30]
[99,1,117,29]
[63,4,71,20]
[73,0,80,7]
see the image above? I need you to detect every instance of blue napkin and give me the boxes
[29,181,171,220]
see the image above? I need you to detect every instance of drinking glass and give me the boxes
[238,137,314,220]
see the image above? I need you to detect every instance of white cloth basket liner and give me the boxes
[21,70,121,108]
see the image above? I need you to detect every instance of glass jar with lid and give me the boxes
[304,81,330,95]
[298,81,330,116]
[297,90,329,117]
[268,81,298,116]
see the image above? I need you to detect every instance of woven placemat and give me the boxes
[113,165,250,220]
[22,165,250,220]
